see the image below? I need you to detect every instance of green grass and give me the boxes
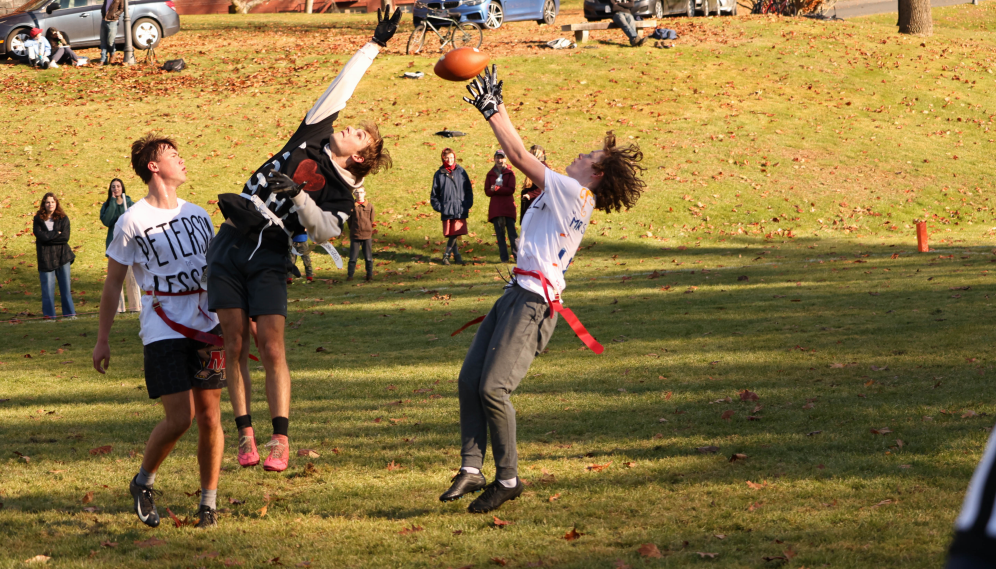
[2,3,996,567]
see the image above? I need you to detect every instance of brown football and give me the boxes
[433,48,490,82]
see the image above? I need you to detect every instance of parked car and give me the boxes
[0,0,180,61]
[583,0,733,20]
[412,0,558,30]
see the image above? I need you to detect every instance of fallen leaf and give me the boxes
[223,559,242,567]
[721,410,735,421]
[493,516,512,527]
[82,491,94,504]
[784,548,797,560]
[747,480,768,490]
[386,460,403,471]
[696,552,718,558]
[872,499,893,507]
[297,449,320,458]
[807,431,822,436]
[166,507,185,528]
[748,501,764,512]
[714,534,727,539]
[696,446,720,454]
[259,505,268,517]
[739,389,759,401]
[762,555,788,562]
[896,439,904,448]
[491,558,508,566]
[398,525,423,535]
[89,445,112,456]
[134,538,166,548]
[637,543,663,558]
[315,347,326,352]
[802,403,815,410]
[548,493,561,502]
[268,557,282,565]
[563,526,583,541]
[24,555,50,564]
[229,498,244,505]
[586,461,612,472]
[624,461,637,468]
[963,410,978,418]
[729,453,748,462]
[871,427,893,435]
[870,365,889,371]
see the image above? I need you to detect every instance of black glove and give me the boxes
[463,73,500,121]
[372,8,403,47]
[266,169,305,198]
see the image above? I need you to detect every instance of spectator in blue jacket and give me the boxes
[24,28,55,69]
[430,148,473,265]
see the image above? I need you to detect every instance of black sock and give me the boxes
[272,416,289,437]
[235,414,252,431]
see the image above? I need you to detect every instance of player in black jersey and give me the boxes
[206,9,401,472]
[947,423,996,569]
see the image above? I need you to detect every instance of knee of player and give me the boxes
[479,384,510,405]
[194,407,222,429]
[164,412,194,435]
[257,340,285,363]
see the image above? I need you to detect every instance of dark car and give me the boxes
[413,0,558,30]
[583,0,733,20]
[0,0,180,61]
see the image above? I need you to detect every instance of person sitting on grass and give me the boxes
[92,133,226,530]
[347,188,375,281]
[46,28,84,67]
[439,66,646,514]
[206,9,402,473]
[430,147,472,266]
[24,28,55,69]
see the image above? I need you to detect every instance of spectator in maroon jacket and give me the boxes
[520,145,546,225]
[484,149,517,263]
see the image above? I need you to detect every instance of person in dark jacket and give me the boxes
[99,178,141,313]
[520,145,546,225]
[33,192,76,320]
[99,0,125,65]
[484,149,517,263]
[347,188,375,281]
[46,28,84,66]
[430,148,473,266]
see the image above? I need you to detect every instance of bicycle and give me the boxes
[407,11,483,55]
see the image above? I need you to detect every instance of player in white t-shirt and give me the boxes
[438,66,647,513]
[92,134,229,530]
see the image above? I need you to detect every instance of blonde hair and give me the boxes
[523,145,546,189]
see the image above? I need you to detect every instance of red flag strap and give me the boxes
[146,289,259,361]
[451,315,486,337]
[512,267,604,355]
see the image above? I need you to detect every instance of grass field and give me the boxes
[2,2,996,567]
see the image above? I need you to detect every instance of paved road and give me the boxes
[831,0,980,19]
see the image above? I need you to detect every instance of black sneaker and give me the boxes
[467,478,524,513]
[439,471,487,502]
[129,475,161,527]
[195,505,217,529]
[630,36,648,47]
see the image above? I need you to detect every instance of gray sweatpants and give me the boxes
[458,284,558,480]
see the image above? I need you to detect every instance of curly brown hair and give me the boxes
[592,132,645,214]
[36,192,67,221]
[347,121,393,180]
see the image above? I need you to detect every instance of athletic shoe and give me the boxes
[442,257,450,265]
[49,61,59,69]
[439,471,487,502]
[262,435,289,472]
[237,427,260,467]
[195,505,218,528]
[129,475,161,527]
[306,276,313,283]
[467,478,524,513]
[630,36,648,47]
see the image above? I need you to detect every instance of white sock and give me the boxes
[498,477,517,488]
[200,488,218,510]
[460,467,481,475]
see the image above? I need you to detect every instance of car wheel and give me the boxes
[6,28,30,63]
[539,0,557,24]
[686,0,694,17]
[132,17,162,50]
[485,1,504,29]
[652,0,664,17]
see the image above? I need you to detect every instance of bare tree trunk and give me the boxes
[898,0,932,36]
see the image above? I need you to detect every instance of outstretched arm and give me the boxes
[304,8,403,125]
[465,68,547,190]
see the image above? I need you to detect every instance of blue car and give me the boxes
[412,0,558,29]
[0,0,180,61]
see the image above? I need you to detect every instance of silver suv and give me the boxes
[0,0,180,61]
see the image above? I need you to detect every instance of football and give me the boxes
[433,48,490,82]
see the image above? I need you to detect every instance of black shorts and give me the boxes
[207,223,289,318]
[143,326,227,399]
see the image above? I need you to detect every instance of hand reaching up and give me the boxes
[372,8,403,47]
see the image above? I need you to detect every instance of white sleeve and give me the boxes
[542,168,582,218]
[105,217,135,267]
[304,42,381,126]
[290,192,347,242]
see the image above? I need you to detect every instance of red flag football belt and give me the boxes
[450,269,605,355]
[145,290,259,361]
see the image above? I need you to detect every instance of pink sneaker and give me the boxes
[238,427,260,467]
[263,435,289,472]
